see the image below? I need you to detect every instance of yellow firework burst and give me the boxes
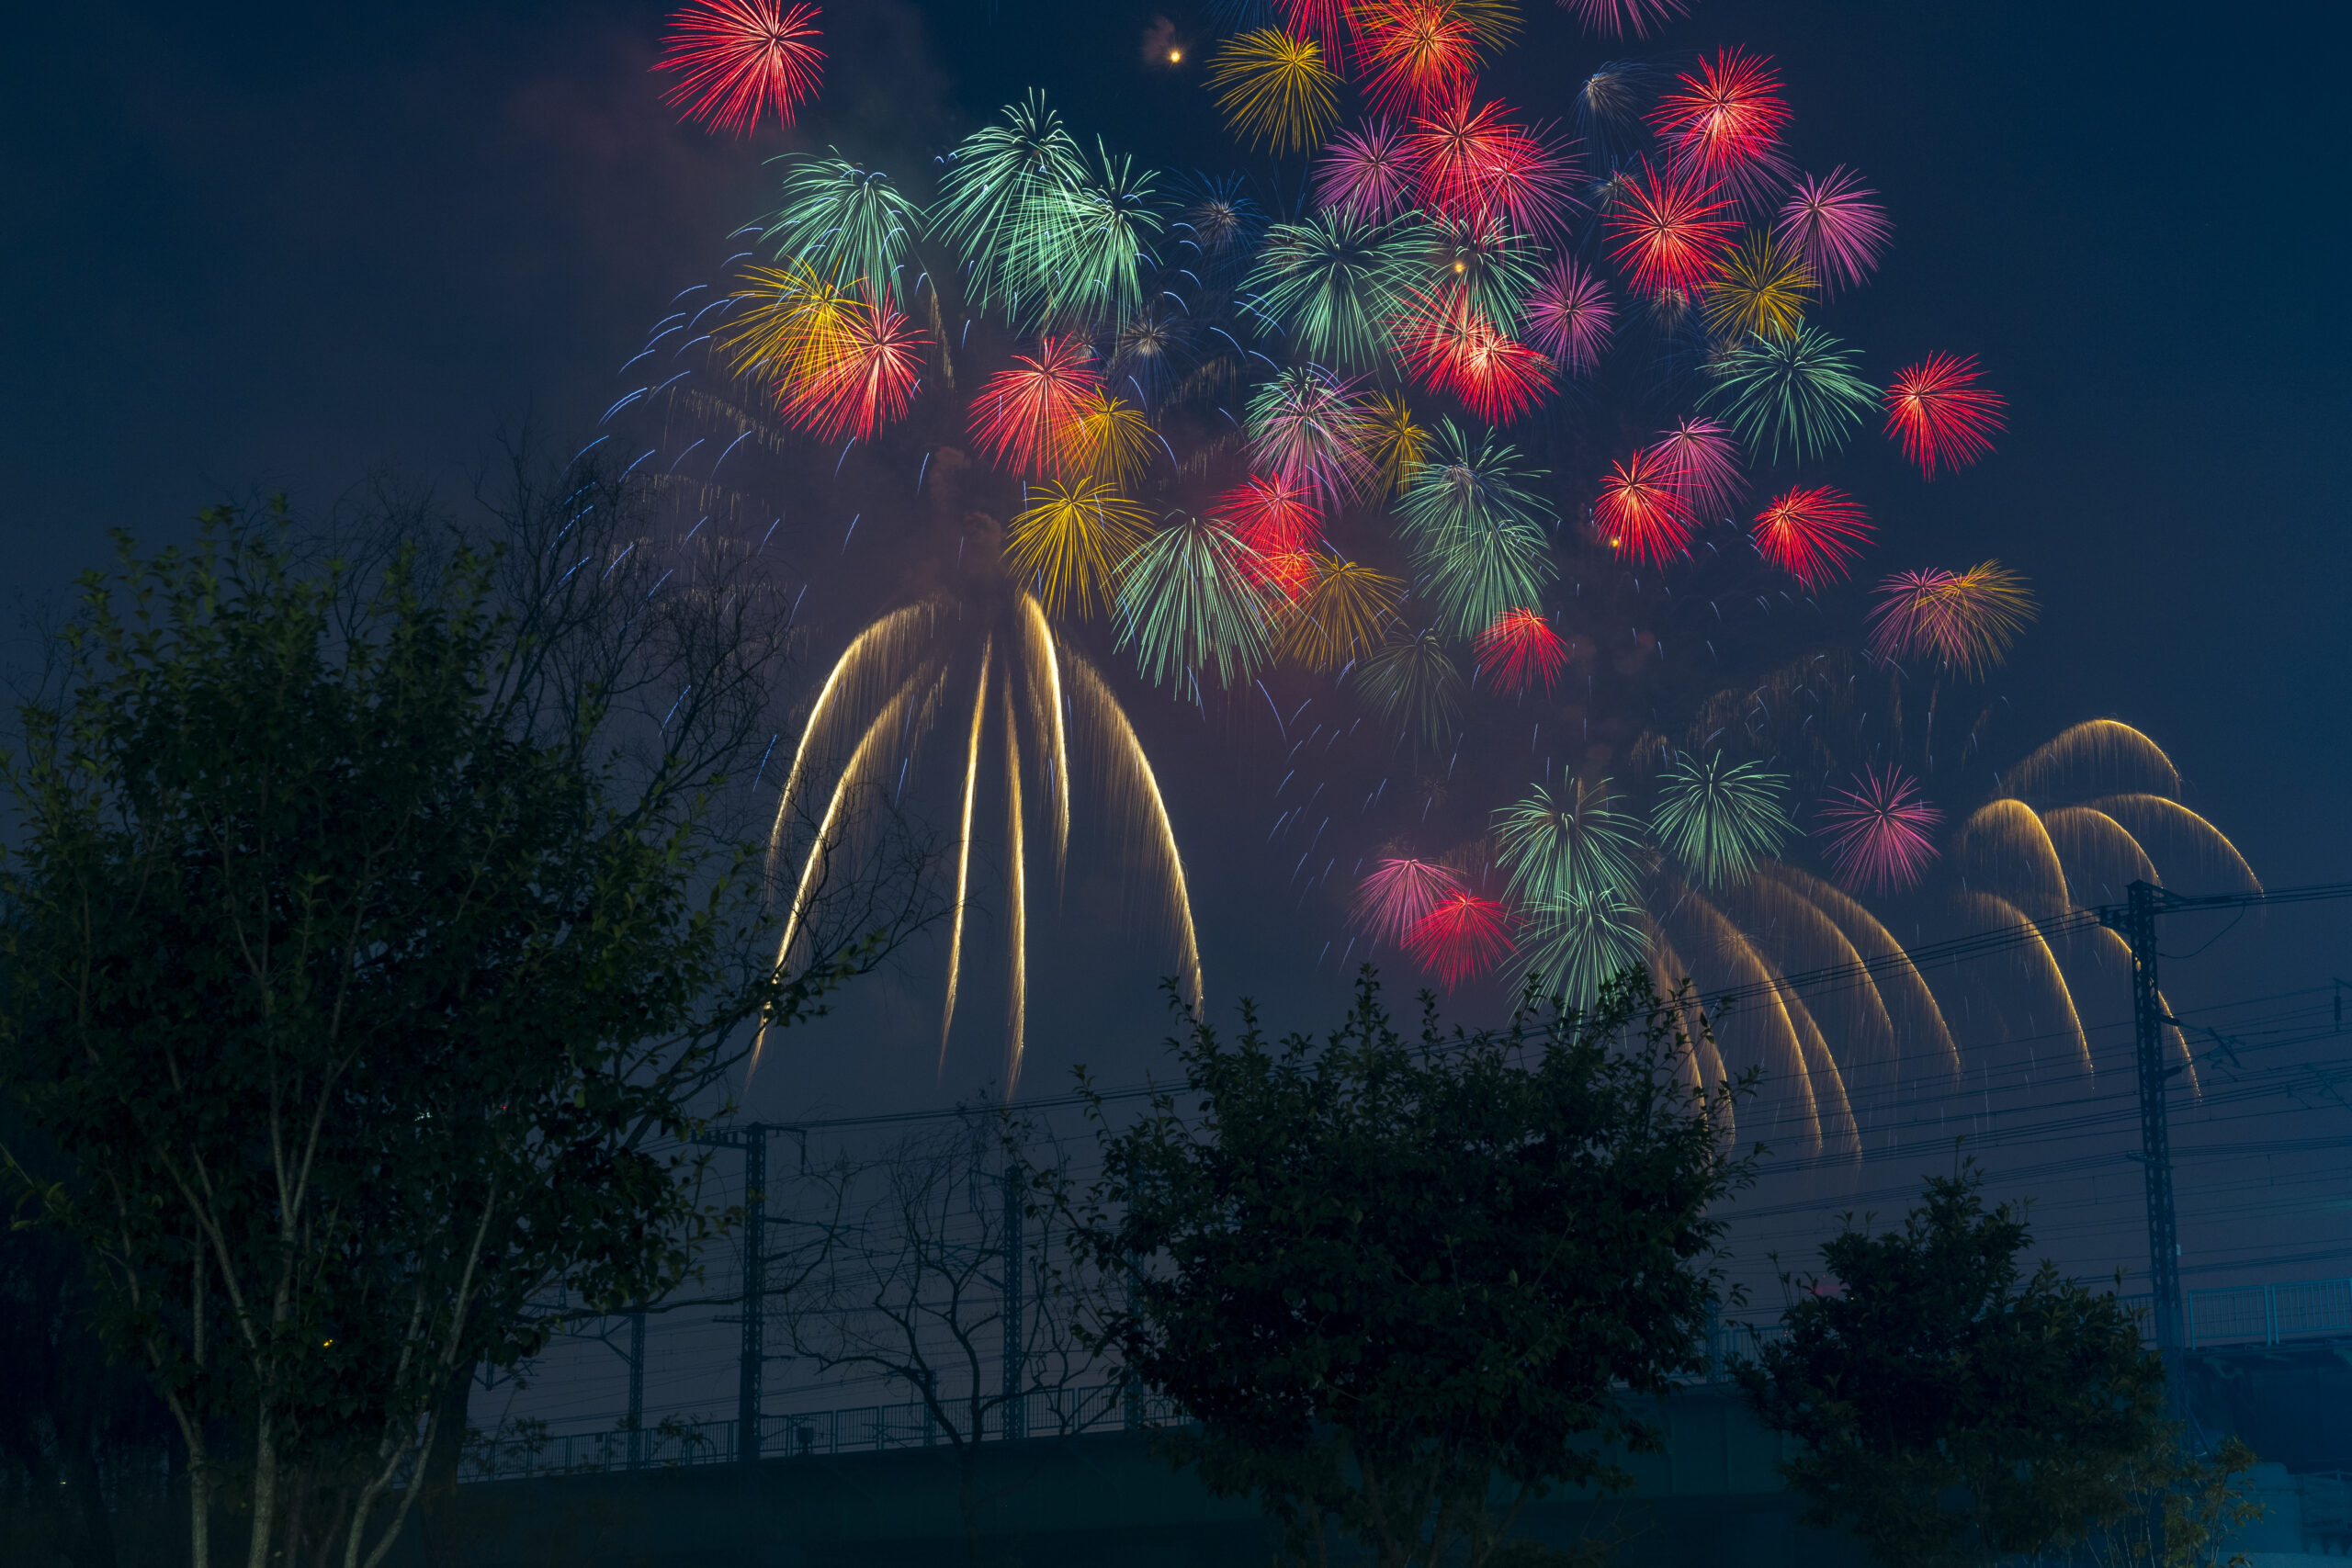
[1703,231,1815,343]
[1065,390,1159,491]
[1207,28,1341,156]
[1006,480,1154,620]
[718,263,854,385]
[1280,554,1406,671]
[1363,391,1428,497]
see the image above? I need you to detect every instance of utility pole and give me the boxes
[2100,882,2183,1350]
[695,1122,771,1465]
[627,1308,647,1470]
[1001,1160,1025,1440]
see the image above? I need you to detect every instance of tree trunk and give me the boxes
[245,1420,277,1568]
[413,1360,479,1565]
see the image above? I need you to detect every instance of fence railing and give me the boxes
[460,1274,2352,1485]
[461,1382,1187,1483]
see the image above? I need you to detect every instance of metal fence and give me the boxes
[460,1275,2352,1485]
[461,1382,1187,1483]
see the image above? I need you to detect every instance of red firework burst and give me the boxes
[1650,48,1792,185]
[1521,257,1615,375]
[1751,484,1871,591]
[1604,161,1738,295]
[1815,765,1942,894]
[1217,474,1321,557]
[1356,0,1479,117]
[1777,167,1890,294]
[1396,289,1554,424]
[1407,99,1579,239]
[1311,120,1420,221]
[1475,608,1569,694]
[1273,0,1362,56]
[1883,354,2007,477]
[1351,857,1464,945]
[1405,892,1517,987]
[783,300,928,440]
[1556,0,1689,39]
[656,0,824,136]
[1594,447,1692,566]
[1647,417,1743,519]
[969,336,1100,477]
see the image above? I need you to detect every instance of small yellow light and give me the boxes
[1170,49,1182,62]
[1453,260,1466,274]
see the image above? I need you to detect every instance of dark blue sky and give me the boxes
[4,0,2343,1058]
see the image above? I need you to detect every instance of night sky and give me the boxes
[6,0,2346,1431]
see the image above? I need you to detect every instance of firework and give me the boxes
[1115,514,1277,692]
[1173,174,1267,281]
[1352,856,1465,945]
[1419,216,1548,328]
[1652,752,1792,890]
[1751,484,1870,591]
[1556,0,1688,40]
[970,336,1101,477]
[718,262,853,384]
[1247,211,1421,369]
[1647,417,1743,519]
[1406,99,1581,241]
[1475,608,1569,694]
[1217,473,1320,557]
[1351,628,1467,748]
[1363,392,1427,494]
[1406,891,1517,986]
[1209,28,1343,155]
[933,94,1089,317]
[1006,481,1154,620]
[657,0,823,135]
[1069,391,1159,490]
[1273,0,1362,55]
[1703,324,1875,463]
[1017,148,1164,328]
[1650,48,1792,191]
[1516,888,1645,1004]
[1576,62,1657,158]
[1777,167,1890,294]
[1281,554,1407,669]
[1702,229,1813,342]
[1396,421,1555,636]
[1246,368,1379,507]
[763,156,922,304]
[1396,288,1554,425]
[1605,161,1738,296]
[1883,353,2007,477]
[1493,777,1645,910]
[1593,447,1691,566]
[1815,764,1942,893]
[783,299,927,439]
[1865,562,2037,677]
[1310,121,1419,223]
[1109,299,1196,410]
[1355,0,1481,117]
[1521,257,1616,376]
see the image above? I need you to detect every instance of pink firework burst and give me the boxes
[1751,484,1871,591]
[1883,354,2007,478]
[1555,0,1690,40]
[1777,167,1891,294]
[1217,474,1321,557]
[1405,892,1517,987]
[1352,856,1465,946]
[1815,765,1943,894]
[1650,48,1793,188]
[1594,446,1692,566]
[1311,120,1420,222]
[969,336,1099,477]
[1475,608,1570,694]
[1521,257,1615,376]
[1646,417,1743,520]
[656,0,824,136]
[1604,160,1738,295]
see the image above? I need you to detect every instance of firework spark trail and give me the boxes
[1351,855,1465,945]
[1777,167,1891,293]
[1475,608,1569,694]
[1405,891,1517,986]
[1883,353,2007,477]
[1752,484,1871,590]
[1001,675,1028,1086]
[1815,764,1943,893]
[1866,561,2037,675]
[1210,28,1343,154]
[938,637,996,1072]
[657,0,823,135]
[1595,447,1691,565]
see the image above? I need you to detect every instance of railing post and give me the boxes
[2267,1284,2278,1347]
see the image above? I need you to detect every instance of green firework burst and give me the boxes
[1114,514,1272,693]
[1493,778,1645,908]
[1245,211,1422,370]
[1651,752,1793,890]
[933,93,1090,318]
[1703,324,1877,463]
[1395,421,1555,637]
[1517,888,1646,1006]
[763,154,926,303]
[1351,627,1466,749]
